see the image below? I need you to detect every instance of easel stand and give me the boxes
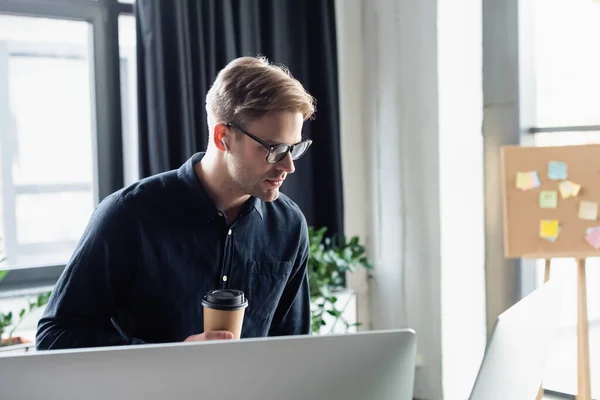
[576,259,591,400]
[536,258,592,400]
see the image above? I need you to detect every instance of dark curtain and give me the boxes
[135,0,344,237]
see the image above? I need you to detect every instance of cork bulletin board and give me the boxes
[501,143,600,259]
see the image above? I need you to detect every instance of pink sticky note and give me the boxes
[585,229,600,249]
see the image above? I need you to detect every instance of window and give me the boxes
[0,15,95,269]
[528,0,600,396]
[0,0,135,290]
[532,0,600,127]
[530,0,600,325]
[119,15,139,186]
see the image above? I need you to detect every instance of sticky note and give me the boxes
[516,172,529,190]
[539,191,558,208]
[585,229,600,249]
[579,201,598,220]
[548,161,568,180]
[559,180,581,199]
[587,226,600,236]
[545,226,561,243]
[516,171,541,191]
[530,172,541,189]
[539,220,559,239]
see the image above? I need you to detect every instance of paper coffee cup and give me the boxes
[201,289,248,339]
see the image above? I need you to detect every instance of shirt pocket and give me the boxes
[245,261,293,319]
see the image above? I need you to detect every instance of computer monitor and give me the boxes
[0,328,417,400]
[469,279,564,400]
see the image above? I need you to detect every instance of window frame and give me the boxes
[516,0,600,301]
[529,125,600,134]
[0,0,134,293]
[519,0,600,328]
[0,40,95,270]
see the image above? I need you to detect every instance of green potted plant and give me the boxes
[308,226,373,334]
[0,269,52,347]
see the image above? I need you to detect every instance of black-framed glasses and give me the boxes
[225,122,313,164]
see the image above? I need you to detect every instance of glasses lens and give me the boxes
[267,145,290,163]
[290,140,311,160]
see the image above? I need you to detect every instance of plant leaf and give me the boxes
[308,225,374,334]
[326,309,342,318]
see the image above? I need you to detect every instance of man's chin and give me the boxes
[256,188,280,202]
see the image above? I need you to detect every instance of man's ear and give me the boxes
[213,123,228,152]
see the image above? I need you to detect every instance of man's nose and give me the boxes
[276,152,295,174]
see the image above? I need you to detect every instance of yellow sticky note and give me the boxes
[559,180,581,199]
[516,171,540,190]
[539,191,558,208]
[540,220,559,238]
[558,182,570,199]
[579,201,598,221]
[516,172,530,190]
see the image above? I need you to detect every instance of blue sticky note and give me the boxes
[548,161,567,180]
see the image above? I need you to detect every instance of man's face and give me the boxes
[226,111,304,202]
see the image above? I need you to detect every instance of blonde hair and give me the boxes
[205,56,316,129]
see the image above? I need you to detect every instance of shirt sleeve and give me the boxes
[268,218,311,336]
[36,194,145,350]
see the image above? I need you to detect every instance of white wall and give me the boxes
[438,1,487,399]
[336,0,487,399]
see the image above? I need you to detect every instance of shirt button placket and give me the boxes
[221,227,233,288]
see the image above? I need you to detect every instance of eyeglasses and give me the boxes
[225,122,313,164]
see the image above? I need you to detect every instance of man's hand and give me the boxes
[183,331,234,342]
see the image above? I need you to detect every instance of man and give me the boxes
[36,56,316,350]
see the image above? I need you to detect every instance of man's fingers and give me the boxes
[183,331,235,342]
[205,331,234,340]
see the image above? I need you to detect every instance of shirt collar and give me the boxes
[247,195,264,219]
[177,152,264,222]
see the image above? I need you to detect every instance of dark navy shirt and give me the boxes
[36,152,311,350]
